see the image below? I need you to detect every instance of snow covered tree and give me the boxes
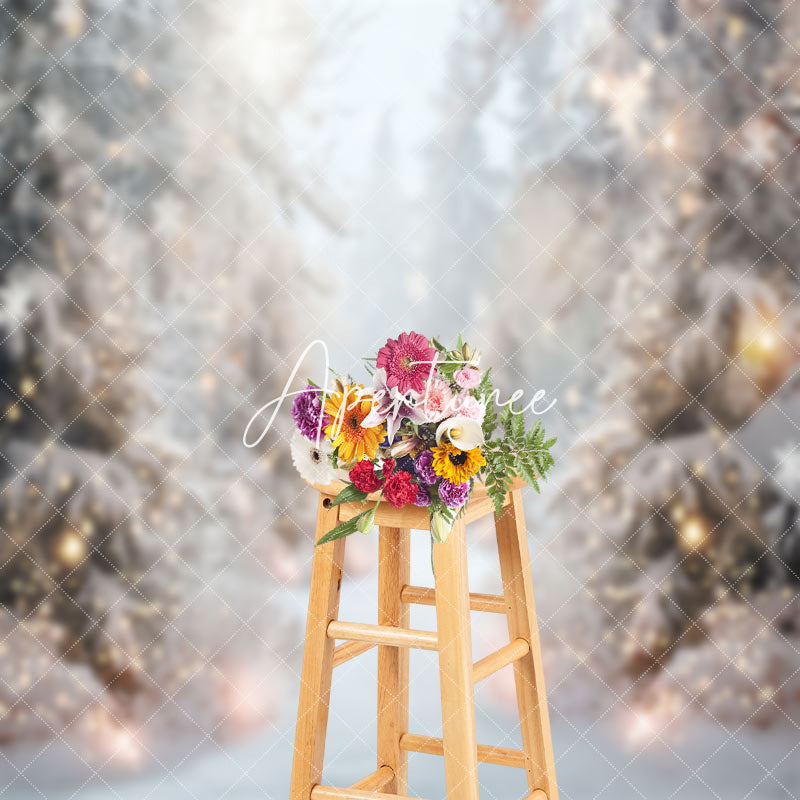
[0,0,338,764]
[518,0,800,725]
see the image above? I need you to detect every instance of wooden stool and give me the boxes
[289,478,558,800]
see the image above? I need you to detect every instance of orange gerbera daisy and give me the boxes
[324,384,385,462]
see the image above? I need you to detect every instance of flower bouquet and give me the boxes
[290,332,556,547]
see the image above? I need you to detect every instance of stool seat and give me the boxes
[289,483,559,800]
[306,476,527,529]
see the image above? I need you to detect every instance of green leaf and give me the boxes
[330,484,369,507]
[490,488,505,517]
[315,515,361,545]
[437,362,459,380]
[316,505,381,545]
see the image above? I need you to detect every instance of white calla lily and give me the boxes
[435,416,484,450]
[430,512,453,543]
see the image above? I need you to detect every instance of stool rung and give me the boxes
[472,637,530,684]
[400,585,507,614]
[332,640,375,667]
[349,765,394,791]
[399,733,527,768]
[311,788,427,800]
[327,620,438,650]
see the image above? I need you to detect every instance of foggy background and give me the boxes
[1,0,799,798]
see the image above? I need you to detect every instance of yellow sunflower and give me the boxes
[324,384,384,462]
[431,442,486,484]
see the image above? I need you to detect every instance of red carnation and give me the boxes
[349,459,383,493]
[381,457,396,476]
[383,470,418,509]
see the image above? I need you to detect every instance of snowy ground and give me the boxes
[5,525,799,799]
[9,693,798,800]
[7,703,800,800]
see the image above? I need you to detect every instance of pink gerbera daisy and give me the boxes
[376,332,437,395]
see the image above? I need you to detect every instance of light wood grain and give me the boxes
[311,476,525,530]
[332,640,375,667]
[333,491,514,529]
[433,518,480,800]
[348,765,394,792]
[377,526,410,794]
[311,786,428,800]
[400,585,506,614]
[462,493,510,523]
[291,481,558,800]
[308,475,526,502]
[472,637,530,684]
[337,500,430,529]
[327,620,438,650]
[495,489,558,800]
[399,733,527,769]
[289,496,345,800]
[336,494,514,529]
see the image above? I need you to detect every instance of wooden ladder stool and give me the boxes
[290,477,558,800]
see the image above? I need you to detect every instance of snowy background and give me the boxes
[1,0,800,798]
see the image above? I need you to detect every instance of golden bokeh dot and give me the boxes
[56,529,89,567]
[679,515,710,549]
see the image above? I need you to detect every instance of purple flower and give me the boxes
[414,485,432,507]
[438,479,469,508]
[396,455,415,473]
[414,450,437,485]
[292,385,328,441]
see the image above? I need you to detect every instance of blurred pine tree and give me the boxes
[0,0,336,759]
[524,0,800,725]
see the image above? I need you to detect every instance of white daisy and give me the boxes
[290,429,336,485]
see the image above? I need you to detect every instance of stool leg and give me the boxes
[495,490,558,800]
[433,519,480,800]
[290,496,345,800]
[377,526,411,794]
